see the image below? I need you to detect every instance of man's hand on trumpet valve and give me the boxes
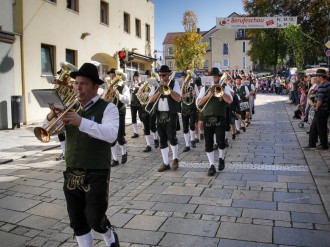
[62,110,82,126]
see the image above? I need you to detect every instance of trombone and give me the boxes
[196,73,227,112]
[144,71,176,114]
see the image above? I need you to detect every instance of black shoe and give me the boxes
[236,130,241,135]
[111,160,119,167]
[158,163,170,172]
[303,145,316,150]
[225,139,229,147]
[121,152,128,164]
[143,146,152,152]
[191,140,196,148]
[213,144,218,150]
[200,134,204,141]
[131,133,139,138]
[218,158,225,171]
[242,127,246,132]
[207,165,216,176]
[110,231,120,247]
[316,146,329,151]
[55,153,64,161]
[194,138,200,143]
[232,134,236,140]
[154,139,159,149]
[183,146,190,152]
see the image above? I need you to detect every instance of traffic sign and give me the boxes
[326,49,330,57]
[325,41,330,49]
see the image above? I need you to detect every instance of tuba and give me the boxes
[181,70,196,105]
[103,70,127,104]
[34,62,80,142]
[196,72,227,112]
[136,81,151,105]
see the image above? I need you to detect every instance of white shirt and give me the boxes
[149,80,180,111]
[79,95,119,143]
[117,82,130,105]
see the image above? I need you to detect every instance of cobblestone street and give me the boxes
[0,94,330,246]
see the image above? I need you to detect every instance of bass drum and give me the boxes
[239,102,250,111]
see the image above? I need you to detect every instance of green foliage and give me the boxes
[173,11,208,70]
[243,0,330,68]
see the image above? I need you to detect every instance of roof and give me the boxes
[162,31,207,45]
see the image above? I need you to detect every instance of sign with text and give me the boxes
[216,16,297,29]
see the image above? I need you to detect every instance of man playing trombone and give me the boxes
[147,65,181,172]
[196,67,233,176]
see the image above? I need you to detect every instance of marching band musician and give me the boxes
[233,75,250,133]
[144,70,160,149]
[196,67,233,176]
[104,68,130,167]
[180,71,199,152]
[148,65,181,172]
[48,63,120,247]
[242,74,254,124]
[130,71,142,138]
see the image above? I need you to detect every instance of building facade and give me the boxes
[0,0,155,127]
[162,13,253,75]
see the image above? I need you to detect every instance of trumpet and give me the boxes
[34,98,81,143]
[181,70,196,105]
[144,71,175,114]
[103,70,126,104]
[196,72,227,112]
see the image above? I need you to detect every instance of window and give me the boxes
[66,49,77,66]
[223,58,229,67]
[41,44,55,75]
[100,1,109,25]
[243,42,246,53]
[168,47,173,55]
[242,57,246,69]
[169,61,173,69]
[135,18,141,38]
[124,12,130,33]
[67,0,79,12]
[204,60,209,68]
[223,43,229,55]
[47,0,57,3]
[145,24,150,42]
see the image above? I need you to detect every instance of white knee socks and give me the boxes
[76,231,93,247]
[111,146,118,161]
[161,147,169,165]
[133,123,138,134]
[101,229,116,247]
[184,133,190,147]
[207,151,215,166]
[145,135,151,146]
[170,144,178,160]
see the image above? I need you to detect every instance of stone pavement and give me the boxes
[0,94,330,246]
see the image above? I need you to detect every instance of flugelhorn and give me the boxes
[34,97,81,143]
[196,72,227,112]
[145,71,175,114]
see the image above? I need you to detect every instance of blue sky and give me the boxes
[153,0,245,54]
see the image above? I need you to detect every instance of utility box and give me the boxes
[11,95,24,129]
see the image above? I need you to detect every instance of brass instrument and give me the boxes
[196,72,227,112]
[181,70,196,105]
[34,98,80,142]
[103,70,127,104]
[136,81,151,105]
[34,62,80,142]
[145,71,175,114]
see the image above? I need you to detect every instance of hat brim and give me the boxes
[315,73,327,76]
[70,71,104,85]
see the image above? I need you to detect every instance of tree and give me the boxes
[243,0,330,70]
[173,11,207,71]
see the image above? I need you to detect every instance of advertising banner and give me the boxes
[216,16,297,29]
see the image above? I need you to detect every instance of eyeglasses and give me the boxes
[159,74,168,77]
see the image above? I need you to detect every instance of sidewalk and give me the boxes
[0,95,330,246]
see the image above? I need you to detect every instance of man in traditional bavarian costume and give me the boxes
[242,74,254,124]
[233,75,249,133]
[148,65,181,172]
[48,63,120,247]
[105,68,130,166]
[196,67,233,176]
[181,71,199,152]
[144,70,160,149]
[130,71,142,138]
